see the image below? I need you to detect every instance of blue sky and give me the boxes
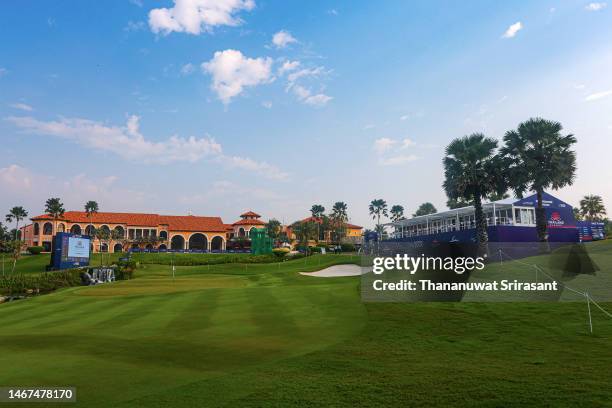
[1,0,612,228]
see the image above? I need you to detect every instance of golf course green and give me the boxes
[1,244,612,407]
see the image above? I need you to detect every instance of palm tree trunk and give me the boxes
[473,194,488,244]
[14,220,19,241]
[535,189,548,242]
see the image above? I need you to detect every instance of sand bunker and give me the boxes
[300,264,369,277]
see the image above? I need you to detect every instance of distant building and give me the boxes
[20,211,244,252]
[286,216,363,243]
[228,211,266,238]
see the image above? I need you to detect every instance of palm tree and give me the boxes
[310,204,325,218]
[84,200,99,237]
[501,118,577,242]
[443,133,505,244]
[447,197,471,209]
[330,202,349,242]
[580,195,607,221]
[44,198,65,237]
[310,204,325,240]
[331,202,348,222]
[5,206,28,241]
[413,202,437,217]
[369,199,388,239]
[390,205,404,222]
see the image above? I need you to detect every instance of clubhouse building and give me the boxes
[20,210,270,253]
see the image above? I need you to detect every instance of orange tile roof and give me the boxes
[31,211,227,232]
[232,218,266,226]
[240,211,261,218]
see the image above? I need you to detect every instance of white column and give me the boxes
[493,203,497,226]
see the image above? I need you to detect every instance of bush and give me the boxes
[272,248,290,258]
[340,243,356,252]
[27,246,44,255]
[116,260,137,280]
[0,270,81,296]
[310,246,323,253]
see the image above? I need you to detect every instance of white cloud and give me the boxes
[502,21,523,38]
[0,164,32,190]
[585,89,612,101]
[402,138,415,148]
[149,0,255,35]
[287,66,325,84]
[7,115,222,163]
[9,103,33,112]
[373,137,420,166]
[272,30,297,49]
[261,101,272,109]
[129,0,143,7]
[585,2,607,11]
[283,65,332,107]
[202,49,273,104]
[278,60,300,76]
[400,114,410,121]
[180,62,195,75]
[327,9,338,15]
[5,114,289,180]
[373,138,396,154]
[290,85,332,107]
[225,156,289,180]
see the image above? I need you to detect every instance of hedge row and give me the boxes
[129,252,281,266]
[0,270,82,296]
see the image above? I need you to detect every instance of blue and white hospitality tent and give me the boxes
[385,192,602,244]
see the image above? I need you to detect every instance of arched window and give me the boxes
[159,231,168,240]
[211,236,224,251]
[158,244,167,250]
[57,223,65,233]
[113,226,125,238]
[188,233,208,250]
[113,243,123,253]
[145,244,153,250]
[239,227,246,237]
[43,222,53,235]
[170,235,185,250]
[100,225,110,234]
[70,224,82,235]
[85,225,96,236]
[100,243,108,252]
[34,223,40,235]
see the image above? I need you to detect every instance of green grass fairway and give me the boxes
[1,247,612,407]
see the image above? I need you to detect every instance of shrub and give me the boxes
[0,270,81,296]
[340,243,356,252]
[310,246,323,253]
[272,248,290,258]
[116,260,137,280]
[27,246,44,255]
